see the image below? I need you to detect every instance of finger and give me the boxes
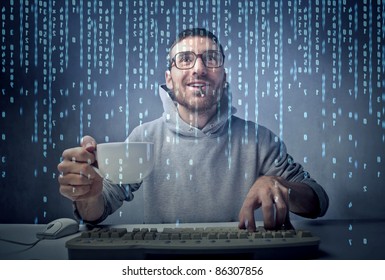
[238,211,256,232]
[271,180,290,229]
[261,179,279,230]
[58,162,97,180]
[261,200,275,230]
[246,218,256,232]
[282,188,294,230]
[238,196,260,231]
[283,213,295,230]
[58,172,94,186]
[273,195,288,229]
[81,135,97,152]
[61,147,96,164]
[59,184,91,201]
[238,218,246,230]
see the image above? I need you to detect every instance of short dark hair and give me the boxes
[167,28,225,69]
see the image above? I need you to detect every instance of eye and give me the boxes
[204,51,221,65]
[177,52,193,63]
[206,53,217,62]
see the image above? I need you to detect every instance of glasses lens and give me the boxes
[175,52,195,69]
[202,51,223,68]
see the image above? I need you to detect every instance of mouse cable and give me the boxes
[0,237,42,248]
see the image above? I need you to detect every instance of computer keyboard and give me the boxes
[65,224,321,259]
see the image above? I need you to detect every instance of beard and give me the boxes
[172,82,224,114]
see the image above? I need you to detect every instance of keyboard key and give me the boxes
[228,232,238,239]
[144,232,156,240]
[207,232,218,239]
[283,231,294,238]
[170,233,180,240]
[122,233,133,240]
[239,232,249,239]
[181,233,191,240]
[134,232,145,240]
[111,228,127,238]
[297,230,313,237]
[263,232,273,238]
[159,233,170,240]
[273,232,283,238]
[191,233,202,240]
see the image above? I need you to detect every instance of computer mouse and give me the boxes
[36,218,79,239]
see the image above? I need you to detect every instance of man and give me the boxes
[58,28,329,231]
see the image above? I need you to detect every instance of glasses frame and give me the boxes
[170,50,225,70]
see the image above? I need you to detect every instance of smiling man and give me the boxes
[58,28,329,230]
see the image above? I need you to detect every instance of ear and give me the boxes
[165,70,174,90]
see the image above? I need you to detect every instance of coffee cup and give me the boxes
[93,142,154,184]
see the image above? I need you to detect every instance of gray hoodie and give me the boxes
[90,85,329,224]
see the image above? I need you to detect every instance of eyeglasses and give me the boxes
[170,50,224,70]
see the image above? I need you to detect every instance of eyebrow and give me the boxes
[171,40,219,56]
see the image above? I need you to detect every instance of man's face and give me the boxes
[165,36,226,114]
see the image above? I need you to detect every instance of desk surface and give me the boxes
[1,219,384,260]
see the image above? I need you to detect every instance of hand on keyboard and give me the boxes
[238,176,292,231]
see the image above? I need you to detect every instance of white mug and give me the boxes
[93,142,154,184]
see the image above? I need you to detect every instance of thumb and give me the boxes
[80,135,97,152]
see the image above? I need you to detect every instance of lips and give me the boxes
[186,80,210,92]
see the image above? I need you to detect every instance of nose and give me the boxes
[192,56,207,76]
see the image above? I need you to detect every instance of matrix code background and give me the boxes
[0,0,384,225]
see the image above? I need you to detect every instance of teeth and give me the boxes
[189,84,205,87]
[188,82,209,87]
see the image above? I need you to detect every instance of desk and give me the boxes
[1,219,384,260]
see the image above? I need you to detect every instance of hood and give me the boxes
[159,84,237,138]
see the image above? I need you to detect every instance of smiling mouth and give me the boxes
[187,82,210,96]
